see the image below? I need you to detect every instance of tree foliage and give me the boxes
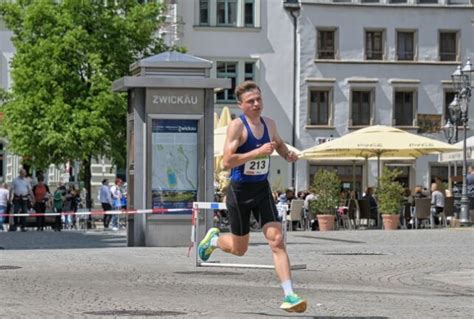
[377,167,404,215]
[309,170,341,215]
[0,0,169,169]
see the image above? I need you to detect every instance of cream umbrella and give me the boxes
[302,125,461,159]
[217,106,232,128]
[214,107,233,174]
[300,125,461,189]
[214,112,219,129]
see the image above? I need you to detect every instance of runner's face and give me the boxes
[239,89,263,118]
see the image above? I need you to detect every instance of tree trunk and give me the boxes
[83,155,93,229]
[83,155,92,209]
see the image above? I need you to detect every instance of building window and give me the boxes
[388,0,408,3]
[216,62,237,102]
[430,165,448,184]
[439,31,458,61]
[244,0,254,27]
[365,30,384,60]
[447,0,470,4]
[244,62,255,81]
[397,31,415,61]
[197,0,258,28]
[309,89,330,126]
[417,0,438,3]
[361,0,380,2]
[215,60,256,103]
[351,90,372,126]
[309,164,363,194]
[317,29,336,60]
[199,0,210,25]
[394,91,415,126]
[217,0,237,26]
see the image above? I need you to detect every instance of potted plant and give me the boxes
[309,170,341,231]
[377,167,404,230]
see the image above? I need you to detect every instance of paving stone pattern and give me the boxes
[0,228,473,318]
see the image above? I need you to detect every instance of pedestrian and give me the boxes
[109,178,123,231]
[431,182,444,225]
[467,165,474,210]
[99,179,113,229]
[53,183,67,231]
[9,168,34,232]
[0,183,9,231]
[197,81,306,313]
[32,176,50,231]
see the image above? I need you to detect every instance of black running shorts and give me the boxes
[226,180,280,236]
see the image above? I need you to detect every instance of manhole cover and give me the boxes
[83,310,186,317]
[0,265,22,270]
[323,252,385,256]
[174,271,242,276]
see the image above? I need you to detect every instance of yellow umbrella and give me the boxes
[217,106,232,128]
[300,125,461,190]
[214,112,219,129]
[301,125,461,159]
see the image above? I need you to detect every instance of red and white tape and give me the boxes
[0,207,191,218]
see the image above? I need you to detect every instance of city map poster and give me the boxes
[151,119,198,213]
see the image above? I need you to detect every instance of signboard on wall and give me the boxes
[417,114,442,134]
[151,119,198,213]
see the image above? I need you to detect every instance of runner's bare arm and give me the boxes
[222,119,275,170]
[266,117,298,163]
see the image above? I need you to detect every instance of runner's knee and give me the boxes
[268,232,284,250]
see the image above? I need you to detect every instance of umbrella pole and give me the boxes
[352,160,356,193]
[377,153,381,229]
[448,163,452,194]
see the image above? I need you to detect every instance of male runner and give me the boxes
[198,81,307,313]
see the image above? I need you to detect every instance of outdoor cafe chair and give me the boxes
[400,202,412,229]
[439,197,455,228]
[338,199,356,230]
[287,199,304,231]
[413,197,434,229]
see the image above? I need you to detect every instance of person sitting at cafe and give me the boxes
[362,187,378,227]
[431,182,444,225]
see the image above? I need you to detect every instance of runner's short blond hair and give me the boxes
[235,81,261,103]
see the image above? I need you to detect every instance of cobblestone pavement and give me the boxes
[0,228,473,318]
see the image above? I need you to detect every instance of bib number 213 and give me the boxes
[244,156,269,176]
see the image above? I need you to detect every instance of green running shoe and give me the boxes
[280,293,307,313]
[198,227,220,261]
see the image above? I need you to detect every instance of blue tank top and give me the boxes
[230,115,271,183]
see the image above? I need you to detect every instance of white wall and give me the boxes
[297,3,474,191]
[177,0,297,189]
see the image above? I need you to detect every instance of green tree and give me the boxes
[377,168,404,214]
[0,0,170,208]
[309,170,341,215]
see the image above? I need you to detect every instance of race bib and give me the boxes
[244,156,269,176]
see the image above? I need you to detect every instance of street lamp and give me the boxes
[283,0,301,189]
[447,57,473,225]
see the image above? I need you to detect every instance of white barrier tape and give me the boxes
[192,202,227,210]
[0,207,191,218]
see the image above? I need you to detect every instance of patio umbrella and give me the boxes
[214,107,233,173]
[300,125,461,189]
[214,112,219,129]
[217,106,232,128]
